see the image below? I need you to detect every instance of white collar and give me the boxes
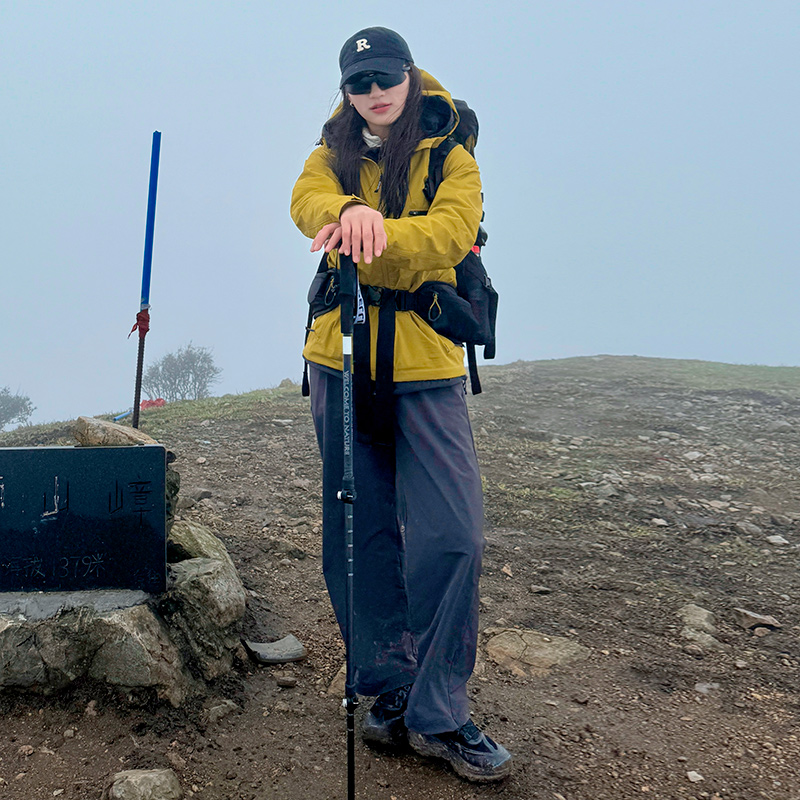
[362,128,384,149]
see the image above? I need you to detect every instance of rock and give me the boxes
[73,416,158,447]
[0,601,188,706]
[733,608,781,630]
[167,520,235,569]
[204,699,238,725]
[243,635,307,665]
[678,604,717,635]
[528,585,553,595]
[735,521,763,537]
[683,643,705,657]
[276,674,298,688]
[161,558,246,681]
[166,751,187,771]
[103,768,182,800]
[687,771,704,783]
[766,535,789,545]
[89,605,189,707]
[265,537,307,560]
[734,659,748,669]
[327,663,347,696]
[753,626,771,638]
[594,483,619,499]
[485,628,590,678]
[683,451,704,462]
[766,419,793,433]
[771,513,793,527]
[191,488,213,501]
[165,467,180,534]
[694,682,720,695]
[687,631,728,652]
[651,518,669,526]
[682,514,722,530]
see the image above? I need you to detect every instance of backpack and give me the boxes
[423,98,498,394]
[301,98,498,400]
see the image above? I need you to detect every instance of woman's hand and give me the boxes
[310,205,387,264]
[311,222,343,254]
[339,205,387,264]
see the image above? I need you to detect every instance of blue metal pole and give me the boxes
[132,131,161,429]
[140,131,161,310]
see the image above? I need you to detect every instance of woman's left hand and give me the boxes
[311,222,343,254]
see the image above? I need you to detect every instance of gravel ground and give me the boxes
[2,355,800,800]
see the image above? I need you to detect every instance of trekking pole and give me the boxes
[337,251,358,800]
[129,131,162,429]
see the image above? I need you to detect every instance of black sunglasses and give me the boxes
[344,68,409,95]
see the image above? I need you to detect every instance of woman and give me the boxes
[290,27,511,783]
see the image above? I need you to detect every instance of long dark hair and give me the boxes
[321,65,424,219]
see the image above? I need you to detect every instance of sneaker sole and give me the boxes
[408,730,512,783]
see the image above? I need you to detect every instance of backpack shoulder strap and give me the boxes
[423,136,459,204]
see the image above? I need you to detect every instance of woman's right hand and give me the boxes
[339,204,387,264]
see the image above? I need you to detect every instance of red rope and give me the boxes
[128,309,150,340]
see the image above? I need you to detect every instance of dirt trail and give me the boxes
[2,355,800,800]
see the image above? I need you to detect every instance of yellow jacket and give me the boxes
[290,71,483,383]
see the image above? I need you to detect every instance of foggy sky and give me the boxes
[1,1,798,427]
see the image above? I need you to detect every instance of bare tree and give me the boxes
[0,387,35,430]
[142,343,222,402]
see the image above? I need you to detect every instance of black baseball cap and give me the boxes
[339,27,414,88]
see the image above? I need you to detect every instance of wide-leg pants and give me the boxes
[309,365,485,734]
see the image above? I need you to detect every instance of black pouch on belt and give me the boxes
[412,281,483,345]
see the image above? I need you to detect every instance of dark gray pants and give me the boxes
[309,365,484,734]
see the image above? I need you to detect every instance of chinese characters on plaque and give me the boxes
[0,445,166,593]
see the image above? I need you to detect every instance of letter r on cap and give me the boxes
[356,38,370,52]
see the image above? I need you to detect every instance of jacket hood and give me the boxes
[417,70,458,143]
[322,69,458,149]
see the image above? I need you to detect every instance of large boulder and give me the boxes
[73,416,159,447]
[168,520,235,569]
[159,556,247,680]
[0,608,96,689]
[89,604,190,706]
[0,600,189,706]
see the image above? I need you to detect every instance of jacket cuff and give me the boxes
[339,197,366,218]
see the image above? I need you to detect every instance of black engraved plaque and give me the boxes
[0,445,167,593]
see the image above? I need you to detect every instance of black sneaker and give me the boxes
[360,683,413,747]
[408,720,512,782]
